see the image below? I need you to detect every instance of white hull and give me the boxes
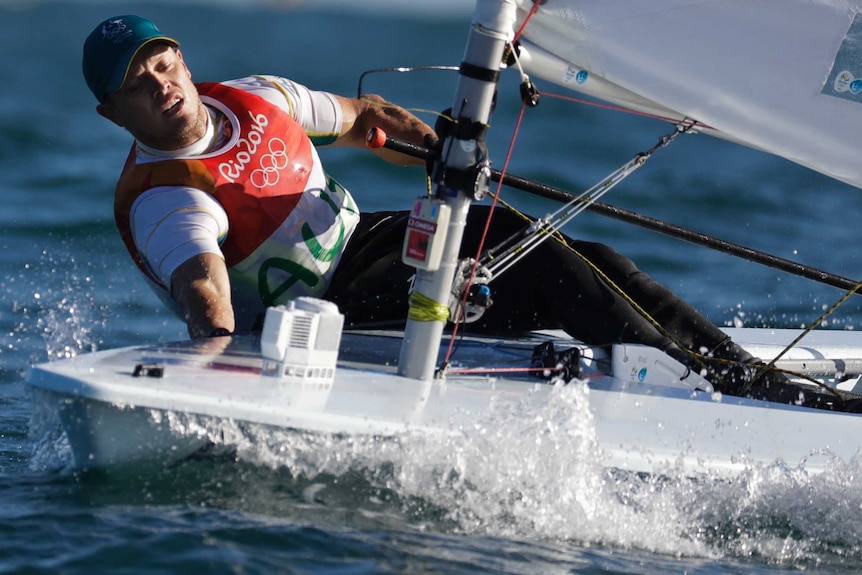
[26,328,862,476]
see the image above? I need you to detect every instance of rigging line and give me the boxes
[481,123,689,279]
[371,132,862,296]
[512,0,543,44]
[460,117,722,380]
[482,157,643,277]
[356,65,459,99]
[446,366,607,378]
[443,96,531,363]
[493,169,862,295]
[507,32,531,86]
[539,90,711,130]
[745,278,862,396]
[553,227,717,377]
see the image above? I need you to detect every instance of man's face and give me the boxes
[97,42,207,150]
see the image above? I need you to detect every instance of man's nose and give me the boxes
[148,73,171,96]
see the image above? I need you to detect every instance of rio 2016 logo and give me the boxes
[219,111,290,188]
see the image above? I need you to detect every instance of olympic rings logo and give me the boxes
[250,138,289,188]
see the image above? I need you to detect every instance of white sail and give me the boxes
[515,0,862,191]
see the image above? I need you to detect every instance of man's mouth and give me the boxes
[163,97,183,115]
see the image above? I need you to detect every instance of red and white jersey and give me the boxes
[114,76,359,330]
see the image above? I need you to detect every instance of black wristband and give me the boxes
[208,328,233,338]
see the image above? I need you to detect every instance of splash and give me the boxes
[22,245,155,473]
[26,389,74,473]
[22,372,862,568]
[148,384,701,555]
[145,381,862,565]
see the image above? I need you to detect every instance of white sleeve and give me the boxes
[221,75,343,139]
[130,187,229,289]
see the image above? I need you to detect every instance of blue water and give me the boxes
[5,1,862,573]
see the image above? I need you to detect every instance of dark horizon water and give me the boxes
[5,2,862,573]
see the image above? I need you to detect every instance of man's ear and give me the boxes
[96,102,124,127]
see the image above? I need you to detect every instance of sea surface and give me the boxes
[5,1,862,573]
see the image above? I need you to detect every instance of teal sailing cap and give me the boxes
[83,15,178,103]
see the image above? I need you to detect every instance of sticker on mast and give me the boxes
[401,197,451,271]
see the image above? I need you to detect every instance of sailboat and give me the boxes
[26,0,862,475]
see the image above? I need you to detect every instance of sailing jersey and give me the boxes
[114,75,359,330]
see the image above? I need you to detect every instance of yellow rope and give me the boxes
[381,107,857,395]
[367,88,858,398]
[488,195,717,373]
[492,194,861,396]
[407,290,450,323]
[490,196,679,339]
[744,279,862,396]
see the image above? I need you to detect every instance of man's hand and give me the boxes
[332,94,436,166]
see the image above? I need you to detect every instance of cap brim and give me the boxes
[104,36,179,100]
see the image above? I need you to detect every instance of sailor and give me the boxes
[83,15,861,412]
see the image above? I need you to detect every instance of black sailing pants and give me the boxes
[324,205,734,357]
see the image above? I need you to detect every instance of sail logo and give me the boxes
[564,65,589,85]
[834,70,855,93]
[826,13,862,102]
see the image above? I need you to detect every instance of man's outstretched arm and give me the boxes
[171,252,236,338]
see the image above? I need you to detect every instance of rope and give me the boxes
[428,80,708,372]
[407,290,450,323]
[512,1,542,44]
[481,122,691,280]
[442,93,531,364]
[540,90,709,130]
[744,278,862,396]
[365,37,859,395]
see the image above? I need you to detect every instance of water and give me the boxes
[4,1,862,573]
